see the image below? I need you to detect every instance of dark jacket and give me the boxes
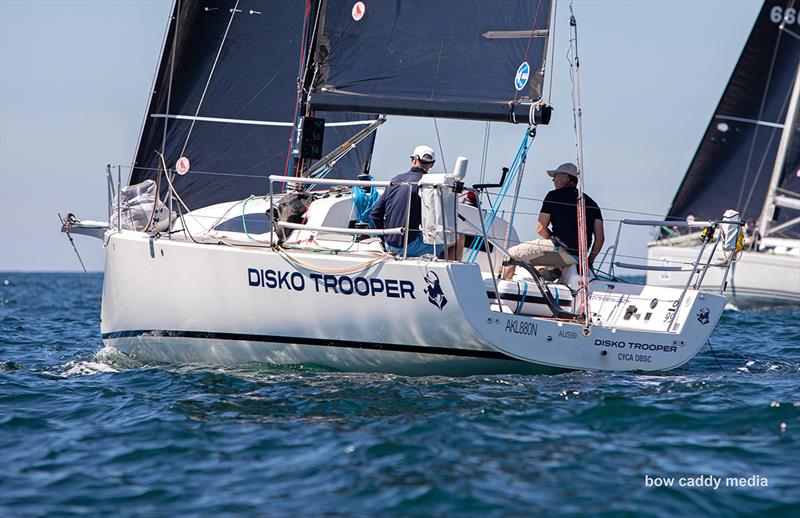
[371,167,427,248]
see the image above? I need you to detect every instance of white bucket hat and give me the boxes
[411,145,436,164]
[546,162,579,178]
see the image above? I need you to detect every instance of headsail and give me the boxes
[664,0,800,238]
[129,0,376,211]
[310,0,553,123]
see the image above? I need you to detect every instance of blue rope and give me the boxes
[467,135,529,261]
[467,131,535,262]
[514,281,528,315]
[351,185,378,227]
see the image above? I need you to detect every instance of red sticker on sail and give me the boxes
[175,156,190,175]
[352,2,365,21]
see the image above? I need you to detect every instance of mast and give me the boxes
[290,0,322,178]
[757,63,800,239]
[568,3,590,333]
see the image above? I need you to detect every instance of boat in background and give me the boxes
[63,0,731,375]
[646,1,800,308]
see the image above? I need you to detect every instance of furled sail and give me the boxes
[130,0,376,211]
[664,0,800,238]
[310,0,553,122]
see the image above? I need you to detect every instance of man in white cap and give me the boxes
[501,162,604,288]
[372,145,462,259]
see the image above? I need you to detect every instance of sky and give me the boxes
[0,0,763,272]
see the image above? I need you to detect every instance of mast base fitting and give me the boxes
[532,103,552,126]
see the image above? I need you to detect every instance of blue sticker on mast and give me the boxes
[514,62,530,91]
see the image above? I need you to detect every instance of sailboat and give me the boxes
[62,0,730,375]
[646,0,800,308]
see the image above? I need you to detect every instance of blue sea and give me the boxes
[1,272,798,516]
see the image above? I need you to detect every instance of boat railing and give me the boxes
[610,217,743,285]
[268,174,467,261]
[107,164,121,232]
[276,222,403,236]
[608,218,743,330]
[595,245,616,272]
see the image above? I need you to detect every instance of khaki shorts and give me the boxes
[508,239,556,261]
[508,239,577,267]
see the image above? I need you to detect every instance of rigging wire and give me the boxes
[479,122,491,184]
[129,0,175,187]
[483,191,690,220]
[432,118,447,172]
[179,0,241,160]
[466,130,534,263]
[158,152,203,243]
[740,84,793,215]
[142,157,164,233]
[512,0,544,105]
[467,136,529,262]
[546,0,558,105]
[58,213,102,305]
[59,214,89,274]
[706,340,724,372]
[162,0,180,227]
[502,130,532,257]
[122,163,690,223]
[735,19,784,212]
[567,1,591,333]
[129,164,271,179]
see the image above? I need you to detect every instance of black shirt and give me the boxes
[540,187,603,254]
[371,167,427,248]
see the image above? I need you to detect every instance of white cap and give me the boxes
[410,145,436,164]
[546,162,579,178]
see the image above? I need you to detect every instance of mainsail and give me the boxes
[129,0,376,210]
[310,0,553,122]
[664,0,800,238]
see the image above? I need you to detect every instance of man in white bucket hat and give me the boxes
[501,162,604,289]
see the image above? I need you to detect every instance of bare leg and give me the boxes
[440,235,465,262]
[501,264,516,280]
[451,234,464,262]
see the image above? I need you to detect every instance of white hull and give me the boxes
[102,231,726,375]
[647,244,800,308]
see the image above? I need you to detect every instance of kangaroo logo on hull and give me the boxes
[423,271,448,310]
[696,307,710,325]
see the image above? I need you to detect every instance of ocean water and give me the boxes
[1,272,798,517]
